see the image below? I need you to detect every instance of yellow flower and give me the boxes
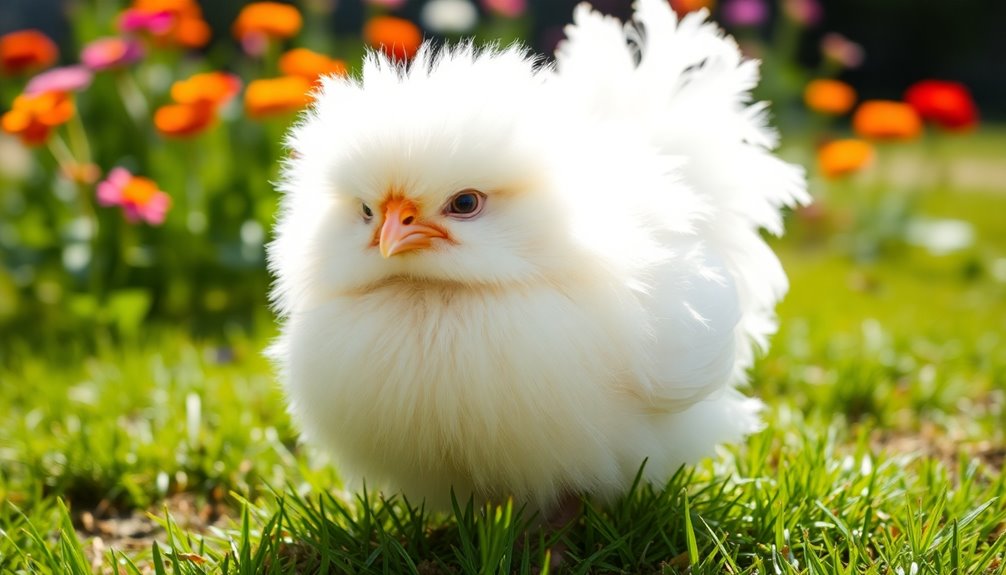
[804,79,857,116]
[817,139,873,179]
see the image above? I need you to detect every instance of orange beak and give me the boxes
[379,198,447,258]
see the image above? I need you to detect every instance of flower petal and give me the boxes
[24,66,94,95]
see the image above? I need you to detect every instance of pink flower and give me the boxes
[782,0,822,27]
[81,37,145,70]
[240,33,268,57]
[118,9,176,35]
[364,0,408,8]
[721,0,768,27]
[24,65,93,95]
[97,167,171,225]
[481,0,526,18]
[821,33,864,69]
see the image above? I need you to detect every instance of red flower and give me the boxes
[904,80,978,132]
[0,29,58,75]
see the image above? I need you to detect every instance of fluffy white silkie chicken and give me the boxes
[268,0,808,518]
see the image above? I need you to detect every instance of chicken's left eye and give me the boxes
[361,202,374,221]
[445,190,484,219]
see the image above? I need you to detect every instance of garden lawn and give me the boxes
[1,185,1005,573]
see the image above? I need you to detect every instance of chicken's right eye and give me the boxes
[361,202,374,221]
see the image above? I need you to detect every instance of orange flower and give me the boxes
[154,72,240,138]
[121,0,211,49]
[279,48,348,85]
[173,17,212,48]
[1,91,75,146]
[133,0,200,14]
[154,102,216,137]
[233,2,303,41]
[244,76,313,119]
[817,139,873,179]
[0,30,58,75]
[171,71,242,107]
[804,79,857,116]
[853,100,922,140]
[61,162,101,185]
[670,0,715,13]
[97,167,172,225]
[364,17,423,61]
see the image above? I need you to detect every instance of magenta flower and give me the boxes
[118,9,175,35]
[81,37,145,71]
[97,167,171,225]
[721,0,768,27]
[481,0,526,18]
[24,66,94,95]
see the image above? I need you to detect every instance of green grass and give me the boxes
[2,185,1006,573]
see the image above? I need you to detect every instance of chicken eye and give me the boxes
[445,190,484,219]
[361,202,374,222]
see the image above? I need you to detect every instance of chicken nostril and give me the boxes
[402,215,414,225]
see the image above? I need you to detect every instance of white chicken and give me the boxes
[268,0,808,518]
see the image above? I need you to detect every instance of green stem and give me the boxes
[49,131,105,299]
[109,218,135,292]
[85,180,107,300]
[115,71,150,127]
[46,134,77,169]
[264,38,281,78]
[183,140,204,234]
[66,110,92,165]
[816,59,843,79]
[51,128,98,232]
[928,131,953,193]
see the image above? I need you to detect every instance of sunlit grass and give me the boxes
[2,180,1005,572]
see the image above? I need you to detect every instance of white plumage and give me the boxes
[268,0,808,514]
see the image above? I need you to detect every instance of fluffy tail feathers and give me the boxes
[555,0,809,368]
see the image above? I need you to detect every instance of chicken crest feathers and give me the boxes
[269,42,549,318]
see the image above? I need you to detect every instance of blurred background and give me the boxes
[0,0,1003,343]
[2,1,1005,569]
[5,0,1005,114]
